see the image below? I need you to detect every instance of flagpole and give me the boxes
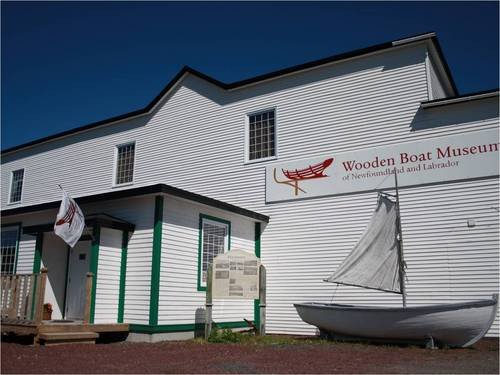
[394,167,407,308]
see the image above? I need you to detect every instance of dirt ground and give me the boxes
[1,336,498,374]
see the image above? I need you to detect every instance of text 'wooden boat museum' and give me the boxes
[1,32,498,345]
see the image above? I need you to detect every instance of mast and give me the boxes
[394,167,407,307]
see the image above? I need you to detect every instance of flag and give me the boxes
[54,189,85,247]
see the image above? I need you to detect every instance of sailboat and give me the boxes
[294,169,498,348]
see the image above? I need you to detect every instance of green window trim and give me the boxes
[118,231,129,323]
[149,195,163,326]
[89,225,101,324]
[197,214,231,292]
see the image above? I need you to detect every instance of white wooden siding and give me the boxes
[83,196,154,325]
[2,39,499,338]
[16,234,36,274]
[428,55,447,100]
[94,227,122,323]
[159,195,255,326]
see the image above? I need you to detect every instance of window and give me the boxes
[247,109,276,161]
[1,225,20,274]
[198,215,230,290]
[9,169,24,203]
[115,143,135,185]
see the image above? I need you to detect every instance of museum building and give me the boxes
[1,32,498,341]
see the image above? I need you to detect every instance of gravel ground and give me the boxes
[1,337,498,374]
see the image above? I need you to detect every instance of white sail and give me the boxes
[325,195,402,293]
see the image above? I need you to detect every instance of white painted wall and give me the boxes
[16,234,36,275]
[94,227,122,323]
[428,56,447,100]
[159,195,255,326]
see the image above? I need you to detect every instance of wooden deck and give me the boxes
[1,318,129,345]
[2,269,128,345]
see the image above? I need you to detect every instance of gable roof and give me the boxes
[2,31,457,155]
[0,183,270,223]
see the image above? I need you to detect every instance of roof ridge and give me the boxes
[1,31,449,155]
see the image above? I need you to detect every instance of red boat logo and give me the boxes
[273,158,334,196]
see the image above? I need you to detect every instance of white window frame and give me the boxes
[244,107,278,164]
[198,216,230,290]
[8,168,25,204]
[112,141,136,187]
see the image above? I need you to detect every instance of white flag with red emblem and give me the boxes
[54,189,85,247]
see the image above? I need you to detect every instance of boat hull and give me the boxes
[294,294,498,348]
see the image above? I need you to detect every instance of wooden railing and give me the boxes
[1,268,48,323]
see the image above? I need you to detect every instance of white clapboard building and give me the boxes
[2,32,498,341]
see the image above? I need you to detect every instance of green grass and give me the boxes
[193,327,327,346]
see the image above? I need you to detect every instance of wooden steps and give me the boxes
[2,319,128,345]
[38,332,98,345]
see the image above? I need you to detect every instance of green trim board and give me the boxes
[32,232,44,273]
[89,225,101,324]
[30,231,44,320]
[254,222,261,328]
[118,231,129,323]
[129,321,248,334]
[197,213,231,292]
[149,195,163,326]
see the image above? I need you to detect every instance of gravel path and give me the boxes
[2,337,498,374]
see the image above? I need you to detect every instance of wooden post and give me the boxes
[83,272,94,324]
[258,265,266,336]
[8,275,20,319]
[25,275,35,321]
[2,276,10,318]
[35,268,48,323]
[1,276,7,316]
[204,263,213,340]
[20,275,29,320]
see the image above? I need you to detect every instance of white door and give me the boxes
[65,240,91,320]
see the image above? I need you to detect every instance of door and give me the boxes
[65,240,91,320]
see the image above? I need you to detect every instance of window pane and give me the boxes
[10,169,24,203]
[1,226,19,274]
[115,143,135,184]
[201,220,228,285]
[248,110,275,161]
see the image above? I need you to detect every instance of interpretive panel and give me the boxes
[212,249,260,299]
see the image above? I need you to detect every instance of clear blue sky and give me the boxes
[2,1,499,150]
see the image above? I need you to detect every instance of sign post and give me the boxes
[205,249,266,339]
[205,264,213,340]
[258,264,266,335]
